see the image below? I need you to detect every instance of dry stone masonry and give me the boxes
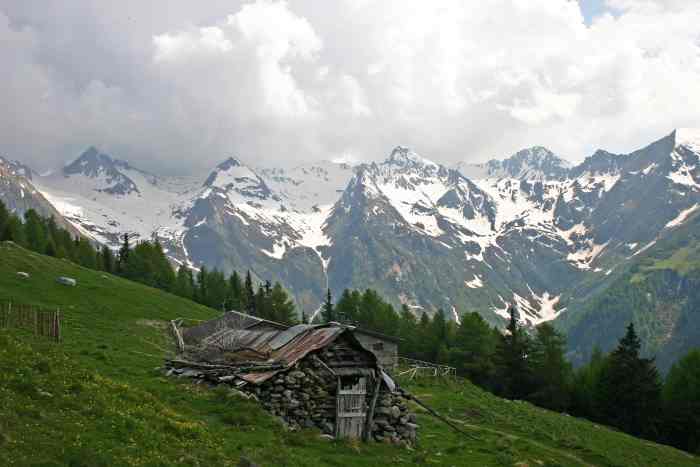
[164,319,418,444]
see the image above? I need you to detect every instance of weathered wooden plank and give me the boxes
[363,375,382,441]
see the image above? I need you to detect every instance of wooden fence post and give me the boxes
[0,302,63,343]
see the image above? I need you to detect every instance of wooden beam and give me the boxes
[363,372,382,442]
[170,319,185,353]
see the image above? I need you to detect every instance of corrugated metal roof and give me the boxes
[236,327,346,383]
[182,312,383,385]
[271,326,344,366]
[216,325,348,384]
[267,324,315,350]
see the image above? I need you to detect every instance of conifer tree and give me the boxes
[76,238,97,269]
[494,305,533,400]
[45,216,61,245]
[227,271,243,310]
[570,347,606,419]
[270,282,296,324]
[243,271,256,315]
[429,308,448,360]
[117,233,131,273]
[195,266,209,305]
[175,265,195,300]
[1,214,26,245]
[322,288,334,322]
[528,322,572,411]
[416,312,432,362]
[54,229,73,259]
[450,312,497,387]
[151,241,175,291]
[663,349,700,453]
[595,323,662,438]
[45,238,57,257]
[100,245,114,273]
[0,200,9,235]
[24,209,47,253]
[254,284,267,319]
[207,269,228,310]
[396,304,417,357]
[335,289,360,323]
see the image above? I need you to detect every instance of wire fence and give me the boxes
[396,356,456,380]
[0,302,62,342]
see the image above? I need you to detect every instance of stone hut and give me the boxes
[168,317,417,443]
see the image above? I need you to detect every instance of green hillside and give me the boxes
[0,241,696,466]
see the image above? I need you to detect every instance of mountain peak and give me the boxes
[64,146,136,175]
[386,146,437,168]
[482,146,570,180]
[63,147,139,195]
[216,157,243,171]
[64,147,115,175]
[203,156,274,200]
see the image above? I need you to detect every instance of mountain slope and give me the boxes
[8,129,700,331]
[0,241,696,466]
[560,203,700,372]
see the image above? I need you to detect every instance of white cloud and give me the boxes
[0,0,699,172]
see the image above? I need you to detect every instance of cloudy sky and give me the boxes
[1,0,699,174]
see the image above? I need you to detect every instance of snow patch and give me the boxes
[528,292,562,325]
[261,241,287,259]
[464,275,484,288]
[451,306,461,325]
[642,163,657,176]
[632,239,657,257]
[665,204,699,229]
[567,240,609,270]
[667,164,700,190]
[675,128,700,152]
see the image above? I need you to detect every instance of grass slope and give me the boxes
[0,242,696,466]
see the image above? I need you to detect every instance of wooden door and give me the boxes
[336,375,367,439]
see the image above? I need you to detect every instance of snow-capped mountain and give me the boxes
[5,129,698,329]
[32,147,199,259]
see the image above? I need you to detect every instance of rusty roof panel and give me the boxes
[184,317,370,385]
[232,326,346,384]
[267,324,315,350]
[271,326,344,366]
